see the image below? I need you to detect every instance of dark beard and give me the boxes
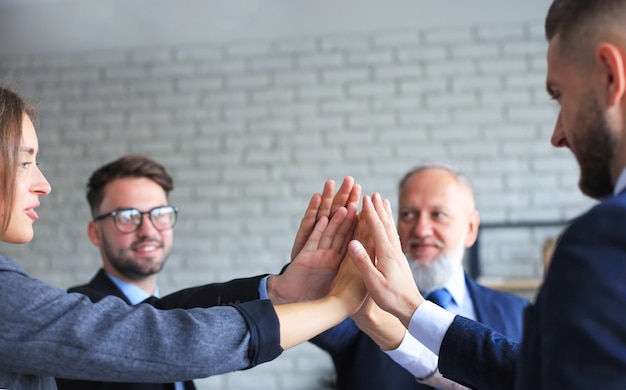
[573,92,615,200]
[102,235,165,280]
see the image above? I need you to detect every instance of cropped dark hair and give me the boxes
[546,0,626,60]
[86,154,174,216]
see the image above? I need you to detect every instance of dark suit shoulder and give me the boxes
[518,199,626,388]
[466,276,529,315]
[67,285,112,303]
[67,283,90,294]
[465,275,528,343]
[66,269,125,303]
[471,280,529,310]
[549,198,626,280]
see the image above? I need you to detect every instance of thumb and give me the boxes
[348,239,377,274]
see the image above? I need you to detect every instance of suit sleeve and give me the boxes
[438,316,520,390]
[155,274,267,309]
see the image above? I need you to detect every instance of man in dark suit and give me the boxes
[54,154,200,390]
[55,155,362,390]
[345,2,626,388]
[313,164,529,389]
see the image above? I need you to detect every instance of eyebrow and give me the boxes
[19,147,35,155]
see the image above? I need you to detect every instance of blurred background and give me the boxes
[0,0,591,388]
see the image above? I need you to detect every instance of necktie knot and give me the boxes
[426,288,452,309]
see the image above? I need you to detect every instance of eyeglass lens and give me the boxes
[115,206,177,232]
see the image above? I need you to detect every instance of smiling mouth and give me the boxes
[133,243,161,253]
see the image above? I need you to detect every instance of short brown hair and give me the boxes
[545,0,626,63]
[86,154,174,216]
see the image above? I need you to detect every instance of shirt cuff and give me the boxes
[408,301,456,355]
[384,330,438,378]
[258,275,271,300]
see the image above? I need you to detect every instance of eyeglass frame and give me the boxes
[93,205,179,233]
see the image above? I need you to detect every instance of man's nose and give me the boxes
[136,213,158,236]
[412,216,433,237]
[550,111,567,147]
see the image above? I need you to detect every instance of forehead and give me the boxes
[546,34,580,93]
[546,36,561,75]
[100,177,167,209]
[20,115,38,151]
[399,169,467,207]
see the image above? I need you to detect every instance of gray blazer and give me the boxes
[0,254,282,390]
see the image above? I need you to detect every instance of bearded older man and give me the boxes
[312,163,529,390]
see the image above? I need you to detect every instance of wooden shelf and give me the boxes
[478,278,542,292]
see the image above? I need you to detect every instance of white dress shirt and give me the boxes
[384,265,474,377]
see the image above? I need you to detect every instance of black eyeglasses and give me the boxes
[93,206,179,233]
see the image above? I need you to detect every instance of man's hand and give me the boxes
[290,177,361,261]
[267,177,361,304]
[352,297,406,351]
[349,193,425,327]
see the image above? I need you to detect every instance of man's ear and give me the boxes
[87,221,102,247]
[464,210,480,248]
[597,43,626,107]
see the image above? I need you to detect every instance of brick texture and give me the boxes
[0,20,594,390]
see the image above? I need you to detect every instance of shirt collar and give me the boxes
[614,167,626,195]
[105,272,159,305]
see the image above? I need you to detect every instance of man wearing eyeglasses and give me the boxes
[87,163,178,296]
[56,154,194,390]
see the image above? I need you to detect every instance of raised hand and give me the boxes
[268,201,358,304]
[290,177,361,261]
[273,233,367,350]
[348,193,425,327]
[267,177,361,304]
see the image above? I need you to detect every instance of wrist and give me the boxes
[397,296,423,328]
[266,275,288,305]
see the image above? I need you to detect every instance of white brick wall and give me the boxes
[0,20,596,389]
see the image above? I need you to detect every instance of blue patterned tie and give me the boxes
[426,288,452,309]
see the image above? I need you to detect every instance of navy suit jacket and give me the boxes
[440,192,626,389]
[56,269,265,390]
[312,274,529,390]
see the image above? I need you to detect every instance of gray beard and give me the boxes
[407,244,465,293]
